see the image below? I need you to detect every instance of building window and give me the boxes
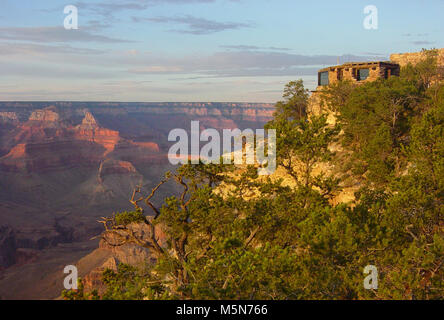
[318,71,329,86]
[357,68,370,81]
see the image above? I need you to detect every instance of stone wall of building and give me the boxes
[339,64,382,83]
[318,61,399,89]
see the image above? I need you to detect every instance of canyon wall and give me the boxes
[0,101,274,299]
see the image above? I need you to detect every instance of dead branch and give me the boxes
[144,178,168,219]
[405,224,419,241]
[244,226,261,247]
[130,186,145,213]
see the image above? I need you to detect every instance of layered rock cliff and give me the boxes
[0,101,273,299]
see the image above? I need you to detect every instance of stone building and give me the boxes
[317,61,400,88]
[309,49,444,122]
[310,61,400,124]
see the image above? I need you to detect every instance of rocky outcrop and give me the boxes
[79,111,99,129]
[79,222,165,294]
[74,111,121,154]
[97,159,141,184]
[29,107,60,122]
[0,112,18,123]
[132,142,160,153]
[390,48,444,67]
[0,109,126,172]
[2,143,26,159]
[98,159,137,176]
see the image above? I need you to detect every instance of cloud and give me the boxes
[403,33,429,37]
[220,45,292,51]
[75,0,218,18]
[411,40,435,46]
[84,20,113,32]
[0,37,386,79]
[360,52,386,56]
[135,15,252,34]
[0,61,117,79]
[126,51,386,77]
[0,26,132,43]
[0,43,104,55]
[75,0,149,18]
[129,66,185,73]
[401,33,434,47]
[163,67,321,78]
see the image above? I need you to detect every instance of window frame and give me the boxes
[318,71,329,86]
[357,68,370,81]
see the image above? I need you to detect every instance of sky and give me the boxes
[0,0,443,102]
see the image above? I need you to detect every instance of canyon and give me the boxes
[0,102,274,299]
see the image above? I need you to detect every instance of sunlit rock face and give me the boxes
[390,48,444,67]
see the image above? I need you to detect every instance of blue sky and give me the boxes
[0,0,443,102]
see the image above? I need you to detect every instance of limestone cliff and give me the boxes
[390,48,444,67]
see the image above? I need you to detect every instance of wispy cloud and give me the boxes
[0,43,104,55]
[134,15,252,34]
[403,33,429,37]
[360,52,386,56]
[75,0,218,18]
[220,45,292,51]
[0,26,132,43]
[411,40,435,46]
[401,33,435,47]
[129,66,185,73]
[0,61,117,79]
